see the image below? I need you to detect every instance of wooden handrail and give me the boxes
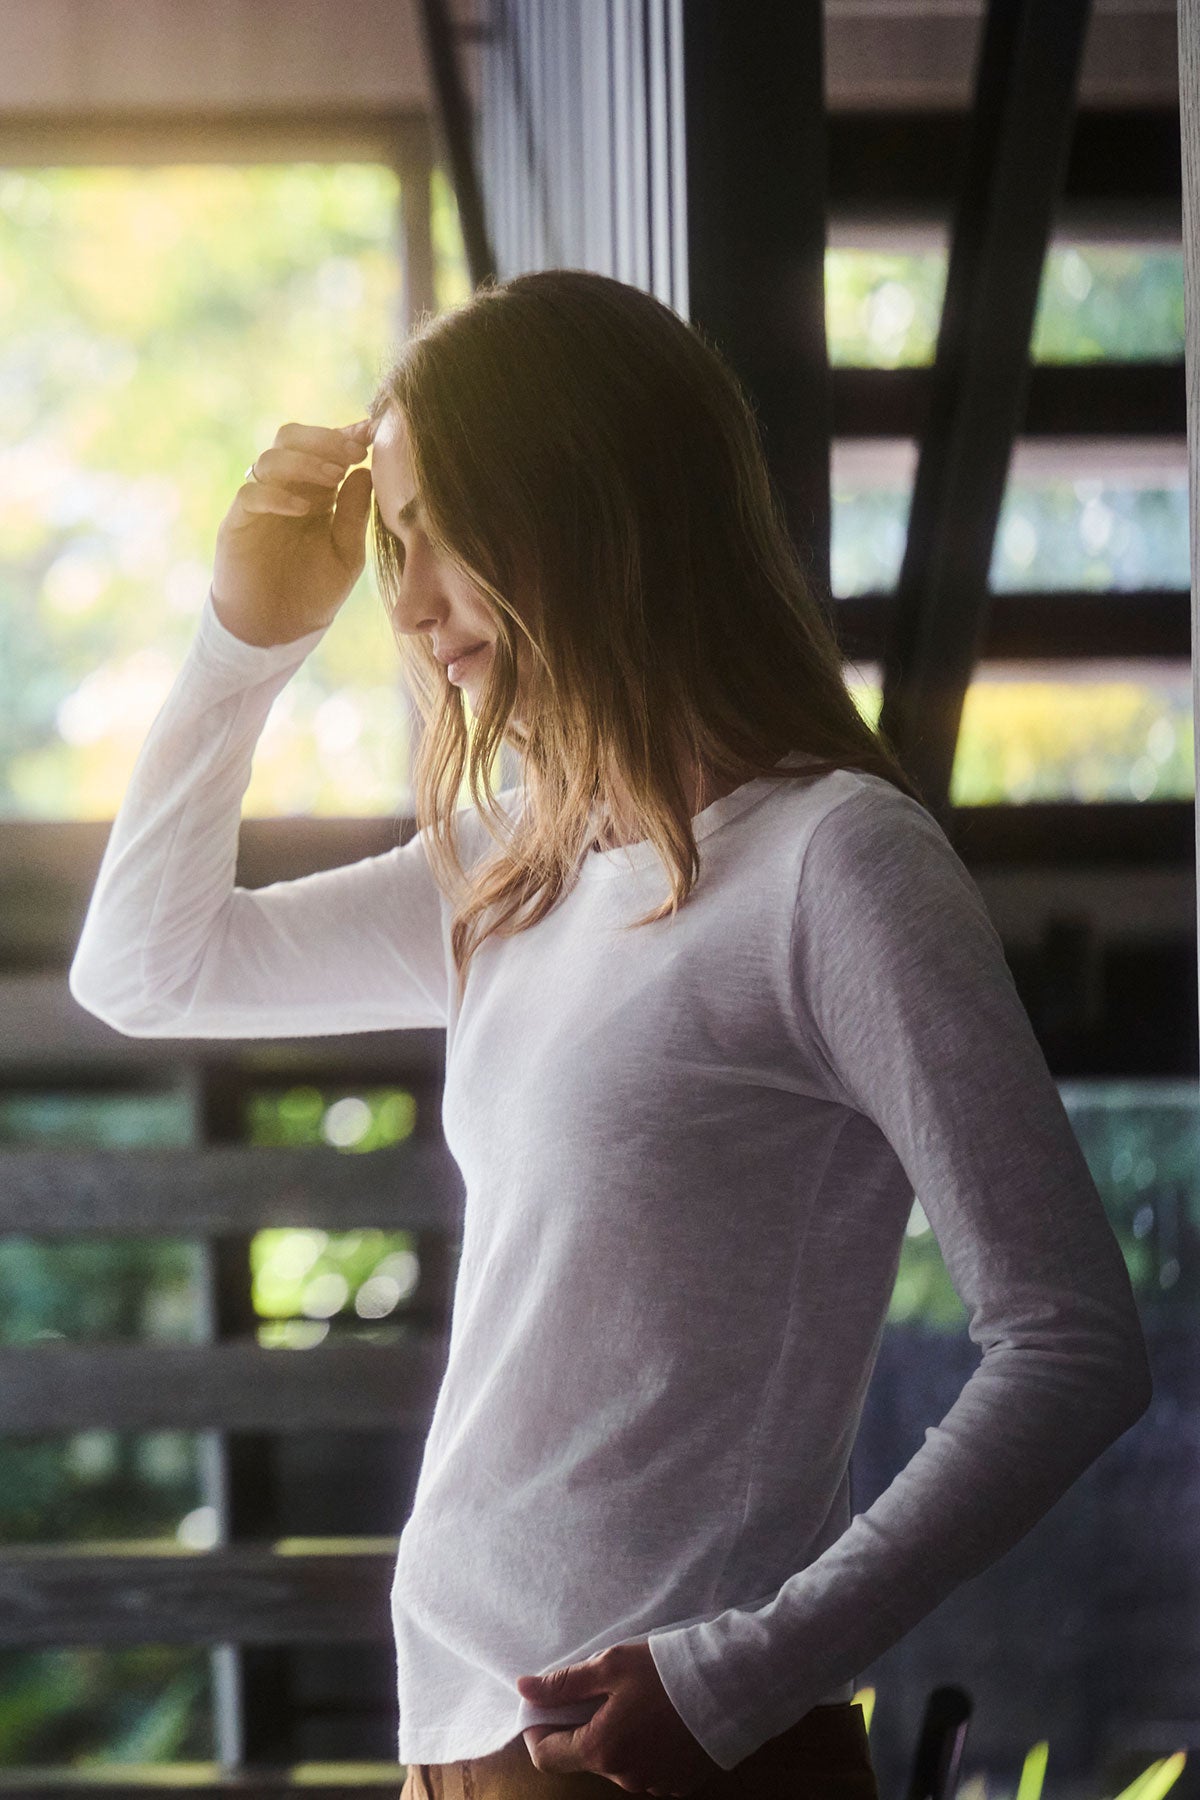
[0,1334,450,1433]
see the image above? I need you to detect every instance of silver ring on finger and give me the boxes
[243,461,260,482]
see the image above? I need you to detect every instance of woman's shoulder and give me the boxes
[797,761,936,830]
[795,763,987,933]
[775,759,938,852]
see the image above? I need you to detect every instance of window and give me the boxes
[826,237,1189,802]
[1,161,467,823]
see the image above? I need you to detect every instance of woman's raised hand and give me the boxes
[211,418,377,647]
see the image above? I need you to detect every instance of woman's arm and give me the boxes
[68,589,452,1037]
[645,777,1153,1769]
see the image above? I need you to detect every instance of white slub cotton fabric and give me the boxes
[69,588,1153,1770]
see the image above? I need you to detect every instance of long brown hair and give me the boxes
[367,268,924,1002]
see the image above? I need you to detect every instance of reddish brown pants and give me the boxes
[401,1700,880,1800]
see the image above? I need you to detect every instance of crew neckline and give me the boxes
[575,750,823,881]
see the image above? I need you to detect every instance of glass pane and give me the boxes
[0,1432,206,1545]
[1032,245,1185,362]
[432,162,471,312]
[952,660,1192,803]
[1062,1077,1198,1311]
[831,445,913,595]
[0,1085,212,1786]
[0,1646,211,1763]
[0,1088,193,1149]
[890,1079,1195,1325]
[826,240,1184,365]
[0,1090,204,1351]
[246,1085,431,1345]
[0,1235,204,1347]
[861,1079,1191,1800]
[846,660,1192,804]
[992,459,1190,593]
[826,246,946,366]
[832,442,1191,596]
[0,163,418,823]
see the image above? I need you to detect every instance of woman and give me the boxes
[69,269,1152,1800]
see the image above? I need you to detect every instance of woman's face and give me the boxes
[371,406,529,716]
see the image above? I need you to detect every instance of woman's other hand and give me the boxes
[517,1641,723,1795]
[211,417,376,647]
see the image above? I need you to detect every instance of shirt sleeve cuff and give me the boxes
[647,1626,745,1767]
[192,586,331,680]
[647,1613,859,1771]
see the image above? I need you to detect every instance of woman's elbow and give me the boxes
[1114,1328,1154,1432]
[1083,1315,1154,1445]
[67,958,185,1039]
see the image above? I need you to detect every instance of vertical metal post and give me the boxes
[399,117,438,334]
[1181,0,1200,1057]
[187,1061,291,1767]
[417,0,497,286]
[680,0,833,611]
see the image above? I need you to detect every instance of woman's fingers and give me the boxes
[252,444,358,489]
[274,420,374,464]
[329,464,375,567]
[231,417,375,523]
[236,480,312,516]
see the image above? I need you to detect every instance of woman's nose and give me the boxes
[388,550,444,638]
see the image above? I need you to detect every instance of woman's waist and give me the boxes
[415,1698,871,1792]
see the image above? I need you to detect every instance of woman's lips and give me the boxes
[447,644,487,682]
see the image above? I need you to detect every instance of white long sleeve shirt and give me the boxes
[68,590,1153,1770]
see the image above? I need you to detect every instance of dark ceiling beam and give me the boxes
[877,0,1095,824]
[837,589,1190,665]
[832,362,1186,438]
[416,0,496,287]
[681,0,834,612]
[826,107,1182,221]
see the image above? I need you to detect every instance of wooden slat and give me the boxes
[0,107,434,170]
[2,969,450,1082]
[0,1544,397,1647]
[831,362,1186,441]
[835,588,1191,663]
[825,107,1183,212]
[0,1141,464,1236]
[0,0,467,118]
[0,1334,449,1433]
[825,21,1181,113]
[950,798,1195,867]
